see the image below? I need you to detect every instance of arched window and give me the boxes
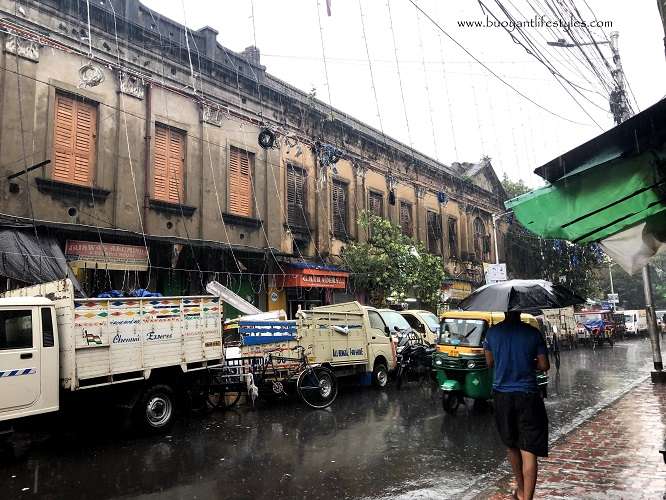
[473,217,490,261]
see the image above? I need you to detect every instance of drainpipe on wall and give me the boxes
[143,83,152,235]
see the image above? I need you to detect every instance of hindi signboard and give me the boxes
[65,240,149,271]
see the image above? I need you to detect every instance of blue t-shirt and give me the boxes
[484,320,547,393]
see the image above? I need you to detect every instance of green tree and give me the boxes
[341,211,446,309]
[596,255,666,309]
[501,173,531,199]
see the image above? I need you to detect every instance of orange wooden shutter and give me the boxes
[228,146,252,217]
[167,128,184,202]
[53,94,95,186]
[153,125,169,201]
[153,125,185,203]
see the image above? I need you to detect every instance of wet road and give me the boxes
[2,338,655,499]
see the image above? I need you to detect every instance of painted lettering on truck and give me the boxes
[333,347,364,357]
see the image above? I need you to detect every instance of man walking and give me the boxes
[484,311,550,500]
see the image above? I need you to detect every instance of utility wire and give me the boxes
[406,0,595,127]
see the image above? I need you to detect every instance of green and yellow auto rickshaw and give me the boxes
[433,311,548,414]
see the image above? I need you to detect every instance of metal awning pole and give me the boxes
[643,264,665,382]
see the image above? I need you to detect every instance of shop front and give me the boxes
[269,263,350,319]
[65,239,150,295]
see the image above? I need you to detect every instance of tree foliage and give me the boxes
[595,255,666,309]
[501,173,531,199]
[341,211,446,310]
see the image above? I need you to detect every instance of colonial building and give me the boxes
[0,0,507,316]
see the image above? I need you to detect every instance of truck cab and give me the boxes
[0,298,59,424]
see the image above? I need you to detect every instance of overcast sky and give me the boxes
[142,0,666,187]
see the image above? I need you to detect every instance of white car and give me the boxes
[399,310,440,345]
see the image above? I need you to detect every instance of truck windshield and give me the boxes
[439,319,487,347]
[422,312,440,333]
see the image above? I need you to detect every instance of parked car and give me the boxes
[399,309,439,345]
[377,309,412,344]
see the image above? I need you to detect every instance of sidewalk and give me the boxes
[481,378,666,499]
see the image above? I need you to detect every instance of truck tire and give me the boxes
[372,363,388,388]
[134,384,176,434]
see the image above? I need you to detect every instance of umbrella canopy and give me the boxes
[458,279,585,313]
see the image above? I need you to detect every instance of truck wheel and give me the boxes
[135,384,176,434]
[372,363,388,388]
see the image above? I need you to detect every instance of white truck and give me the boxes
[623,309,648,336]
[231,302,397,387]
[0,279,223,440]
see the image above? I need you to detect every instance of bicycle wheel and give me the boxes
[297,366,338,409]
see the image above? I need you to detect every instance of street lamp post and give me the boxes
[491,210,512,265]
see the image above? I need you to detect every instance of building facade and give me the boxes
[0,0,507,316]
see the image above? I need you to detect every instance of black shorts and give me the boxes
[493,391,549,457]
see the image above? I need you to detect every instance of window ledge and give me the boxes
[222,212,262,228]
[35,177,110,202]
[149,199,197,217]
[285,224,311,238]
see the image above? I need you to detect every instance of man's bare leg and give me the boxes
[507,448,524,499]
[520,449,538,500]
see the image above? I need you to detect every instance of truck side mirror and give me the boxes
[384,326,390,334]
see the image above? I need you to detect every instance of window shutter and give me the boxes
[400,202,412,237]
[331,180,347,236]
[369,191,383,217]
[153,125,185,203]
[167,128,184,202]
[53,93,96,186]
[287,165,307,227]
[448,218,458,258]
[153,125,169,201]
[427,212,441,254]
[228,146,253,217]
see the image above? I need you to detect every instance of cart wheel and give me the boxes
[207,384,242,410]
[297,366,338,409]
[442,392,460,415]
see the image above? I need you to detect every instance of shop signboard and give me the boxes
[483,263,507,285]
[442,279,473,301]
[280,267,348,289]
[65,240,149,271]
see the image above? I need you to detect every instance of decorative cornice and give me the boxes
[5,34,39,62]
[118,71,145,99]
[202,104,226,127]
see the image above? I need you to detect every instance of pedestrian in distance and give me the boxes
[484,311,550,500]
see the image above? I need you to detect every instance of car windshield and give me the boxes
[577,313,602,322]
[439,318,487,347]
[381,311,411,331]
[422,312,440,332]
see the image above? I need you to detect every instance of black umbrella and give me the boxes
[458,279,585,312]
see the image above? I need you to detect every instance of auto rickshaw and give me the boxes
[433,311,548,414]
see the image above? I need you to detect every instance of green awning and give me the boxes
[505,150,666,244]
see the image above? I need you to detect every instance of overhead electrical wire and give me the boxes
[405,0,596,127]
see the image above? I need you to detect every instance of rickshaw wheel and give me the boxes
[442,392,460,414]
[297,366,338,409]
